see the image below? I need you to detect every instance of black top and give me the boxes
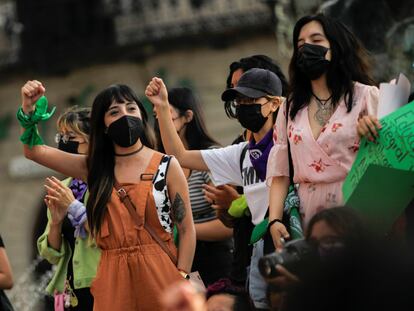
[228,131,254,285]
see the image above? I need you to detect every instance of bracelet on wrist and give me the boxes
[268,218,283,231]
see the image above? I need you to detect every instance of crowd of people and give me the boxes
[1,12,413,311]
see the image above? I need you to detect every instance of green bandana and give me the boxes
[228,194,248,218]
[16,96,56,148]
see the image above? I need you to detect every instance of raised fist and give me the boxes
[145,77,169,112]
[21,80,45,114]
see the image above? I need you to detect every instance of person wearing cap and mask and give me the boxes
[153,87,233,286]
[267,14,380,250]
[146,68,284,310]
[37,106,101,311]
[201,56,289,304]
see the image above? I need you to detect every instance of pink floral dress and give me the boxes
[266,82,379,228]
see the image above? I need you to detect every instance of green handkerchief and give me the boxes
[17,95,55,148]
[250,217,268,245]
[228,194,248,218]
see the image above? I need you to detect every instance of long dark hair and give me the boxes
[156,87,219,151]
[224,54,288,119]
[288,14,376,120]
[86,84,155,234]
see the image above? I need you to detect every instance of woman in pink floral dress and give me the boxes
[267,14,381,249]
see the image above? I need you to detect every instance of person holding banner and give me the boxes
[267,13,380,249]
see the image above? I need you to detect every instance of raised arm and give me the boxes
[145,77,208,171]
[166,157,196,273]
[19,80,87,180]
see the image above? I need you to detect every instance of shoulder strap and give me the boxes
[239,143,249,178]
[286,101,294,184]
[114,153,177,265]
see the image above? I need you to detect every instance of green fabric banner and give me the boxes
[343,101,414,232]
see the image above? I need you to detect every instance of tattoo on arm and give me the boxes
[171,193,186,224]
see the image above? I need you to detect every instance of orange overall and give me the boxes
[90,152,182,311]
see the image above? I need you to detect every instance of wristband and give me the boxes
[16,96,56,148]
[268,218,283,231]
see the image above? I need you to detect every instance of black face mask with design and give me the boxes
[236,104,268,133]
[58,140,80,154]
[296,43,330,80]
[107,115,144,147]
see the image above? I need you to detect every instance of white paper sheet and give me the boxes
[377,73,411,118]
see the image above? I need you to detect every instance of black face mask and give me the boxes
[107,115,144,147]
[236,104,268,133]
[58,140,80,154]
[297,43,330,80]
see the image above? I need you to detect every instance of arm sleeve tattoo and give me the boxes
[171,193,186,224]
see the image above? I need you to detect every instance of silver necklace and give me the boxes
[313,93,333,126]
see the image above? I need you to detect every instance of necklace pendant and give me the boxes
[312,94,333,126]
[315,107,331,126]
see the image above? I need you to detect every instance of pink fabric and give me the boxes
[267,82,379,227]
[54,292,65,311]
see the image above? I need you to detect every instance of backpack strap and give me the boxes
[239,143,249,179]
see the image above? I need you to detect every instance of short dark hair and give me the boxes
[224,55,288,119]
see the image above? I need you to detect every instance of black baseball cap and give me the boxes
[221,68,283,101]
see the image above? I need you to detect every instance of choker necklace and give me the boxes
[114,144,144,157]
[312,92,333,109]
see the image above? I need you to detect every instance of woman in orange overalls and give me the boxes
[18,81,196,311]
